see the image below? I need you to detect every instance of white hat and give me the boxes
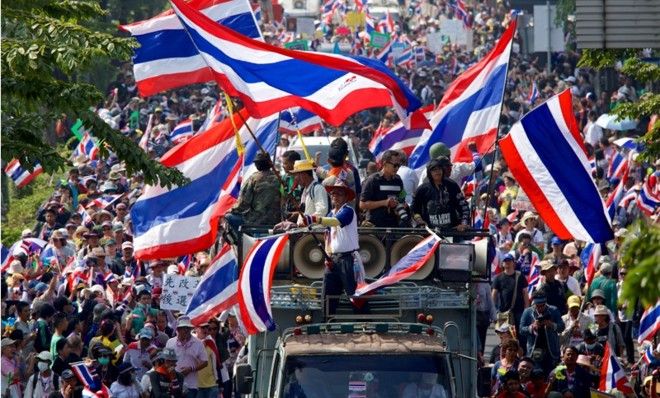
[36,351,52,361]
[21,229,33,238]
[8,260,24,275]
[176,316,194,329]
[121,241,133,250]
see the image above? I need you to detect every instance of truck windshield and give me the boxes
[280,354,453,398]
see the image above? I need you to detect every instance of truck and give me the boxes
[232,227,493,397]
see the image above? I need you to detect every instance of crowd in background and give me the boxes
[2,0,659,397]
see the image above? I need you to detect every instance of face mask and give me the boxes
[98,357,110,366]
[38,362,50,372]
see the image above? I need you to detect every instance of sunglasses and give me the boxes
[387,162,402,169]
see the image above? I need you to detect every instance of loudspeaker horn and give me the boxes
[357,234,387,278]
[390,235,435,280]
[243,234,290,274]
[292,233,326,279]
[472,237,490,277]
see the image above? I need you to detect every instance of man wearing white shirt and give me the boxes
[165,316,208,396]
[584,111,603,147]
[289,160,328,219]
[396,151,418,205]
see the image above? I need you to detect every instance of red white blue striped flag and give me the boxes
[238,235,289,334]
[638,300,660,343]
[500,90,614,243]
[4,159,43,189]
[599,342,634,394]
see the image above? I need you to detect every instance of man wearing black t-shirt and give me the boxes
[492,254,530,349]
[360,150,405,227]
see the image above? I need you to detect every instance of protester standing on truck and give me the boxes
[300,176,365,315]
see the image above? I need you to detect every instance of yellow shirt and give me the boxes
[197,343,217,388]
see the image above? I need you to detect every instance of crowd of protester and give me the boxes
[2,0,659,397]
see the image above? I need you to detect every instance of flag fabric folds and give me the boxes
[186,244,239,326]
[131,111,248,259]
[409,18,516,167]
[238,235,289,335]
[354,234,441,296]
[279,107,323,135]
[598,342,634,394]
[4,159,43,189]
[170,118,195,144]
[499,90,614,243]
[168,0,424,128]
[73,131,100,160]
[637,178,660,216]
[120,0,263,97]
[642,345,657,364]
[369,105,434,159]
[580,242,601,286]
[528,82,539,104]
[638,300,660,343]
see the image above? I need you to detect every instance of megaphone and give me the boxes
[357,234,386,278]
[390,235,435,280]
[472,237,491,277]
[292,233,326,279]
[242,233,290,274]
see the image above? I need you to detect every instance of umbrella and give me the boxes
[595,114,638,131]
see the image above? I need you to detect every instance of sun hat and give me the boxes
[594,304,609,316]
[567,295,581,309]
[288,159,316,174]
[176,316,194,329]
[322,176,355,201]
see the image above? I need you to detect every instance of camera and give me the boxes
[395,202,410,223]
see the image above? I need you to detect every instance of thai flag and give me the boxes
[409,17,516,168]
[588,157,597,175]
[619,187,638,209]
[4,159,43,189]
[377,10,395,34]
[637,178,660,216]
[0,245,9,272]
[199,101,225,133]
[527,263,540,294]
[613,137,639,151]
[599,342,634,394]
[605,162,629,219]
[369,105,434,159]
[11,238,48,259]
[396,47,414,68]
[89,194,123,210]
[82,385,111,398]
[321,0,338,23]
[462,174,476,197]
[279,108,323,135]
[528,82,539,104]
[120,0,263,97]
[238,235,289,334]
[638,300,660,343]
[73,131,99,160]
[499,90,614,243]
[177,255,192,275]
[607,152,627,183]
[77,204,93,225]
[450,0,472,29]
[251,3,261,23]
[580,242,601,286]
[168,0,424,129]
[102,272,117,285]
[170,118,194,144]
[71,361,100,390]
[414,46,426,62]
[186,243,239,325]
[124,260,144,280]
[354,0,365,12]
[374,39,393,64]
[355,234,441,296]
[642,345,657,364]
[131,110,276,259]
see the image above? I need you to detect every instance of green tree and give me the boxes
[579,49,660,308]
[1,0,186,187]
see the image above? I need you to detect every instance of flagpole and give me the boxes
[480,14,518,223]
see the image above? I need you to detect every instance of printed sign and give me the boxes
[161,274,201,312]
[345,12,366,28]
[369,31,391,48]
[285,40,309,51]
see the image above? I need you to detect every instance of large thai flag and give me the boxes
[238,235,289,335]
[637,177,660,216]
[369,105,434,159]
[170,118,194,144]
[409,18,516,168]
[580,242,601,286]
[131,111,248,259]
[186,244,239,326]
[279,107,323,135]
[120,0,263,97]
[599,342,634,394]
[499,90,614,243]
[71,361,100,390]
[169,0,424,128]
[638,300,660,343]
[354,234,441,296]
[4,159,43,189]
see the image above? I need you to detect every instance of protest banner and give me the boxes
[161,274,201,312]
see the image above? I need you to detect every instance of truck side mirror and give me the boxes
[476,366,492,397]
[234,363,254,394]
